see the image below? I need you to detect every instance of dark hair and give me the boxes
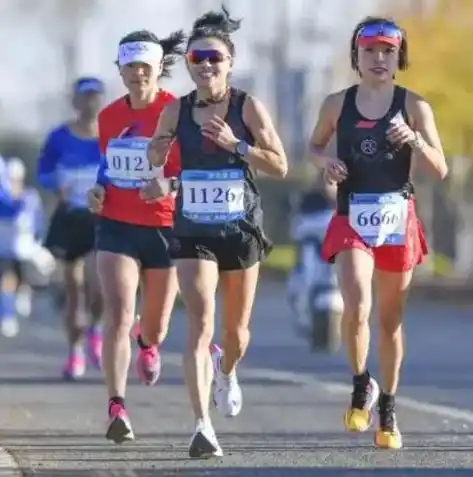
[187,5,241,57]
[118,29,186,77]
[350,16,409,74]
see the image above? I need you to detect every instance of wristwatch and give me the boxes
[235,140,250,159]
[169,178,180,192]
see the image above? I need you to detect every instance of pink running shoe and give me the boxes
[86,329,102,370]
[62,352,86,381]
[136,345,161,386]
[106,402,134,444]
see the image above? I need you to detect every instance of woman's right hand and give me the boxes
[323,157,348,183]
[87,185,105,213]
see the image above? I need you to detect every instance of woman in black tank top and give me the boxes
[147,7,287,458]
[308,17,447,450]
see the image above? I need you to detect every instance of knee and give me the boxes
[187,313,214,351]
[378,302,404,338]
[342,289,371,328]
[103,299,134,338]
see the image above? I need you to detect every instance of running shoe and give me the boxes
[0,316,19,338]
[106,402,135,444]
[210,344,242,418]
[86,328,102,370]
[344,375,380,432]
[62,352,86,381]
[136,342,161,386]
[374,394,403,449]
[189,419,223,458]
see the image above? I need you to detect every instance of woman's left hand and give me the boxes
[201,115,238,152]
[386,122,416,147]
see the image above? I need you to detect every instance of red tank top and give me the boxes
[98,91,180,227]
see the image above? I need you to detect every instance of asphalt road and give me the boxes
[0,280,472,476]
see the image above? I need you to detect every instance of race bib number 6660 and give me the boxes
[349,192,408,247]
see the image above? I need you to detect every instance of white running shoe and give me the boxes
[188,419,223,458]
[16,286,32,318]
[210,344,243,418]
[0,317,19,338]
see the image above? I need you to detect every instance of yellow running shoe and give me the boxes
[343,376,380,433]
[374,425,403,449]
[374,395,402,449]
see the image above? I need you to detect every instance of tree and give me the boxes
[393,0,473,158]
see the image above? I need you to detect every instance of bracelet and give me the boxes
[410,131,425,151]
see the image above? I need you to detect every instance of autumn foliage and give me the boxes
[394,0,473,157]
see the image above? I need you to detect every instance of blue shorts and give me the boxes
[95,217,173,270]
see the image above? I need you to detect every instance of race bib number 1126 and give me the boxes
[181,169,245,224]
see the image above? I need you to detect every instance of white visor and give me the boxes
[117,41,163,70]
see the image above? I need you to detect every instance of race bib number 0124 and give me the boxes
[181,169,245,224]
[349,192,408,247]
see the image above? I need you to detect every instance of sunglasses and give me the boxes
[357,22,402,47]
[187,49,227,65]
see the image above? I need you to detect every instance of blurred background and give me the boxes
[1,0,472,287]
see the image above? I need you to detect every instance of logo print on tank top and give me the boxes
[118,122,141,138]
[360,138,377,156]
[352,123,396,164]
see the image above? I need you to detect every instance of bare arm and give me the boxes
[242,96,288,178]
[147,100,180,167]
[408,92,448,180]
[308,92,342,168]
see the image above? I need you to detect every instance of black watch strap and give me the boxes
[169,178,180,192]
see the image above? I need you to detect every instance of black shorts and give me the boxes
[170,231,272,272]
[44,204,96,262]
[95,217,173,270]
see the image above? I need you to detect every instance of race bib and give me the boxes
[181,169,245,224]
[59,165,98,208]
[105,137,163,188]
[349,192,408,247]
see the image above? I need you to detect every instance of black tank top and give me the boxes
[173,87,264,238]
[336,85,414,215]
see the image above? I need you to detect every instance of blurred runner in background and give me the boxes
[37,77,105,380]
[0,157,53,337]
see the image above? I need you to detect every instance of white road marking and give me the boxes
[164,352,473,424]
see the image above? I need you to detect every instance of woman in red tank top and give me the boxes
[87,29,184,445]
[308,17,447,450]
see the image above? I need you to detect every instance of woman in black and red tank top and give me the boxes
[308,17,447,450]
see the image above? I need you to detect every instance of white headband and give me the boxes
[117,41,164,70]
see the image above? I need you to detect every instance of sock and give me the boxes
[137,334,151,350]
[109,396,125,414]
[379,391,395,411]
[353,370,370,387]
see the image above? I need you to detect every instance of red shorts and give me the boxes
[321,199,428,272]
